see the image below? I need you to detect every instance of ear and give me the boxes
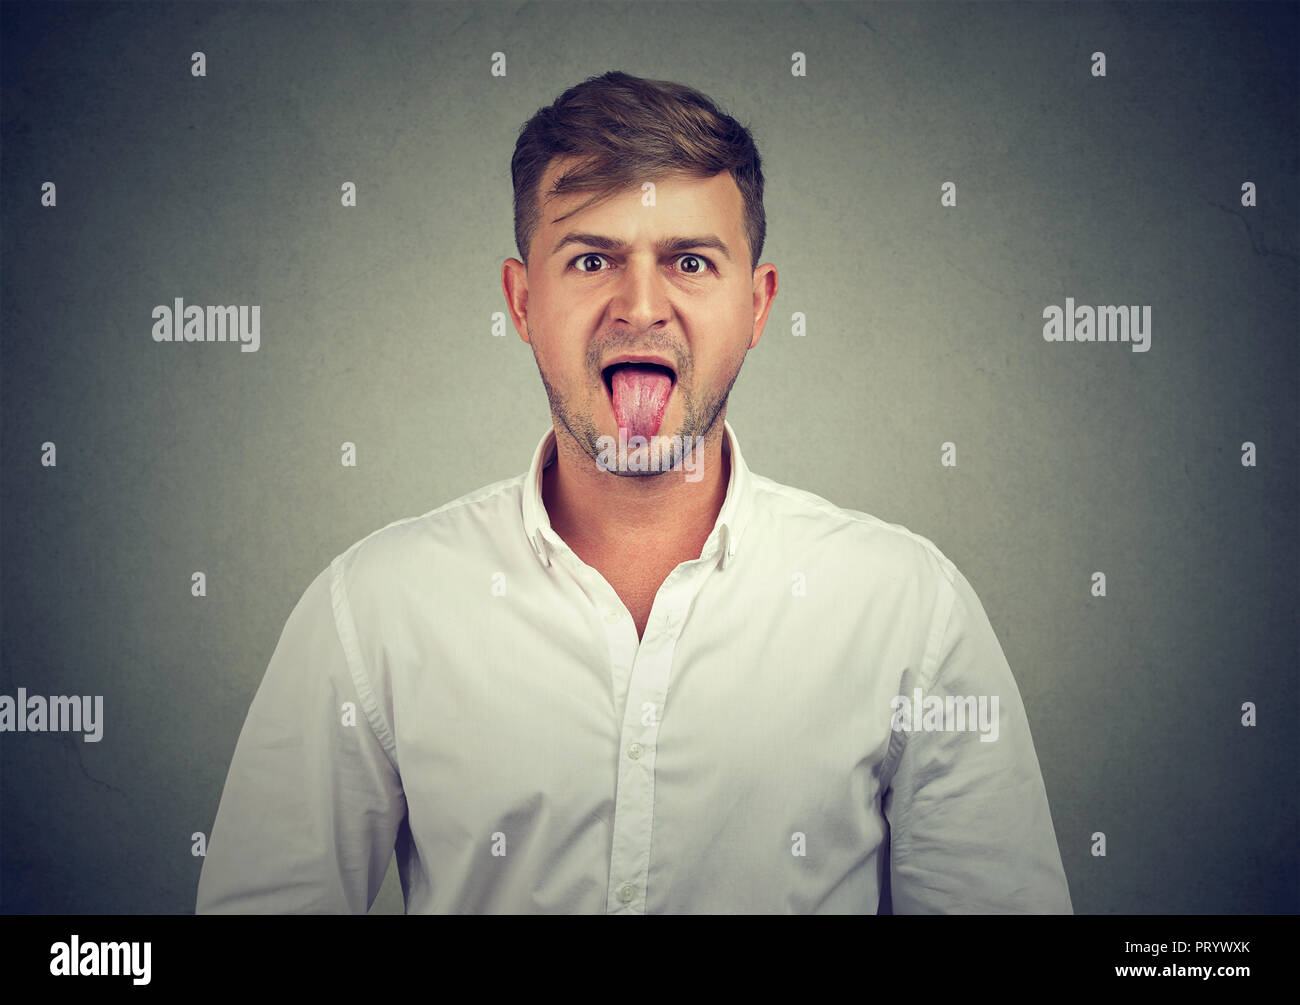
[748,264,779,350]
[501,258,531,343]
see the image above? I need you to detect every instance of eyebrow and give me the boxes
[549,232,733,263]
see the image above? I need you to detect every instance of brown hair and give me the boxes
[511,70,766,271]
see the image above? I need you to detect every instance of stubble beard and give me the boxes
[531,339,742,478]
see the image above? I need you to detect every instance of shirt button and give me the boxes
[604,610,621,624]
[627,742,643,759]
[619,884,635,903]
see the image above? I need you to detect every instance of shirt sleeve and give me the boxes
[195,562,407,913]
[881,562,1073,914]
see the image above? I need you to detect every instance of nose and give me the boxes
[610,254,671,330]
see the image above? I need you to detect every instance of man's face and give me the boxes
[503,156,776,475]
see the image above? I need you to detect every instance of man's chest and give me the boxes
[606,575,662,640]
[381,606,907,911]
[580,550,684,640]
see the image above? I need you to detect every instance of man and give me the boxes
[196,70,1073,914]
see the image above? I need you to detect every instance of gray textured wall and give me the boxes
[1,0,1295,914]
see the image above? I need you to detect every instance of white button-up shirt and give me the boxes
[196,421,1073,914]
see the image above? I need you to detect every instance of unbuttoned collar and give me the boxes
[522,419,751,571]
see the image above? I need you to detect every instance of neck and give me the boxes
[541,421,731,561]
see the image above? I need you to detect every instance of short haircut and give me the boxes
[510,70,766,271]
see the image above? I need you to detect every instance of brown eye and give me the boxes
[574,254,608,273]
[676,254,710,275]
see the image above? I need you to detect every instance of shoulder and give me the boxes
[747,471,960,592]
[328,472,528,601]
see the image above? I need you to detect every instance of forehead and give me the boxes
[536,156,744,233]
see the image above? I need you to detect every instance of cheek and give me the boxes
[710,295,756,351]
[695,323,750,384]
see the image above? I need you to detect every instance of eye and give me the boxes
[572,253,610,273]
[674,253,713,275]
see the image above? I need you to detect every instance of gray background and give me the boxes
[1,0,1295,914]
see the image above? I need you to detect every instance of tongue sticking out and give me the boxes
[610,365,673,441]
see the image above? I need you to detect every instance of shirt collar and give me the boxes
[522,419,752,571]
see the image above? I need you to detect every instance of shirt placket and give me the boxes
[598,564,701,915]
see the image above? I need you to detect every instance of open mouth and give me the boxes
[602,360,677,395]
